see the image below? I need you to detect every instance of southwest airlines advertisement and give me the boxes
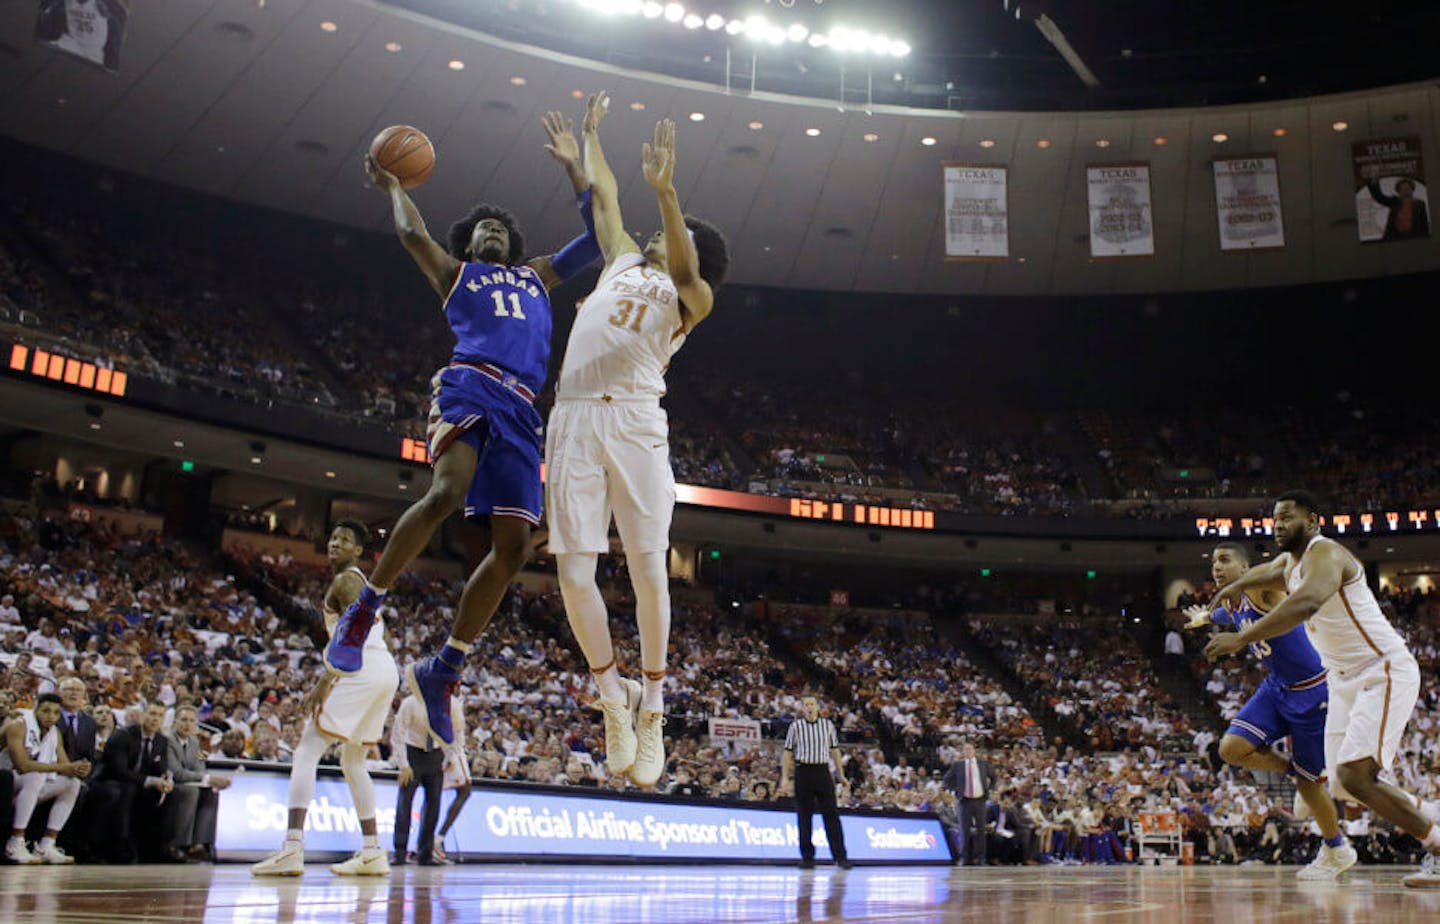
[216,772,952,864]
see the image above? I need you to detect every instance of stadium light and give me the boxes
[683,13,703,28]
[663,3,684,23]
[641,1,662,17]
[787,24,808,43]
[725,18,744,35]
[705,13,724,30]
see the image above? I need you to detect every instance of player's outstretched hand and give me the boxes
[583,91,610,134]
[365,153,400,193]
[1182,604,1211,629]
[642,118,676,191]
[543,110,581,170]
[1204,632,1246,661]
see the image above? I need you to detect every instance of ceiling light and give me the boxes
[1332,120,1348,132]
[863,132,879,142]
[320,20,337,32]
[1095,138,1111,148]
[1211,132,1229,143]
[922,136,938,146]
[748,120,763,130]
[448,59,465,70]
[977,138,995,148]
[571,89,585,98]
[384,41,402,53]
[787,24,808,42]
[892,42,911,57]
[725,18,744,34]
[805,128,821,137]
[250,456,262,464]
[808,33,828,47]
[630,101,647,111]
[510,76,527,86]
[173,440,185,448]
[1036,139,1051,148]
[398,483,408,491]
[705,13,724,30]
[325,471,337,478]
[1153,136,1168,146]
[617,0,641,12]
[642,1,663,17]
[663,3,684,23]
[89,422,101,430]
[683,13,703,28]
[1273,127,1287,137]
[689,112,705,122]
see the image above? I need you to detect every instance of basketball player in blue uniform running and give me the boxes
[326,111,601,745]
[1184,541,1356,879]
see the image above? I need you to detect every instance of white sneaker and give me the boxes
[251,841,305,876]
[1404,852,1440,889]
[331,848,390,876]
[1297,842,1358,880]
[5,840,40,865]
[629,708,666,787]
[1293,789,1313,820]
[597,681,641,777]
[34,843,74,865]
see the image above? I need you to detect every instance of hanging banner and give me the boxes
[707,717,763,742]
[34,0,130,74]
[1087,163,1154,258]
[1212,155,1285,251]
[943,163,1010,261]
[1353,136,1430,242]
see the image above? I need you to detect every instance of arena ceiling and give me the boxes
[1,0,1438,296]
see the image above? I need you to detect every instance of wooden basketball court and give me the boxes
[3,863,1438,922]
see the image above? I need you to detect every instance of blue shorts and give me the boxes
[425,365,544,525]
[1227,676,1328,781]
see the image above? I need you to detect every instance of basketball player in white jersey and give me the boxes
[253,520,400,877]
[1204,490,1440,888]
[546,92,729,787]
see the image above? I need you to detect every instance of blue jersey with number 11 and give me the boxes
[1211,595,1325,686]
[444,261,552,397]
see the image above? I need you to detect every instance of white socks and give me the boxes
[593,662,623,701]
[285,829,303,847]
[642,674,664,712]
[363,834,380,850]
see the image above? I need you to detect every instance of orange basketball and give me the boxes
[370,125,434,189]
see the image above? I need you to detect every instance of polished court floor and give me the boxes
[2,863,1438,923]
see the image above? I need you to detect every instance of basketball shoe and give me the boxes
[252,841,305,876]
[324,587,383,673]
[597,678,642,777]
[331,848,391,876]
[630,708,666,787]
[1297,841,1357,880]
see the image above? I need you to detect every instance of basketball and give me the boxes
[370,125,434,189]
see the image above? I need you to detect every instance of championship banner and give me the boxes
[707,717,762,742]
[34,0,129,73]
[1086,163,1155,258]
[943,163,1010,260]
[1212,155,1285,251]
[1352,136,1430,242]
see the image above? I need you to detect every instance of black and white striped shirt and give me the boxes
[784,717,838,765]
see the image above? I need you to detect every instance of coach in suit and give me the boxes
[53,678,98,856]
[92,701,173,862]
[164,704,231,861]
[943,742,996,865]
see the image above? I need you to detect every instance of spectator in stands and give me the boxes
[91,700,173,862]
[0,594,19,626]
[3,693,88,863]
[164,704,231,862]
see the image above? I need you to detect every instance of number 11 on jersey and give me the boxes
[491,290,527,320]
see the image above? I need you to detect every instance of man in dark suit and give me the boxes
[91,701,173,862]
[54,678,98,858]
[986,792,1033,865]
[942,742,995,866]
[164,704,231,862]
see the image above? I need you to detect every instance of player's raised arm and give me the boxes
[643,118,713,325]
[581,91,641,265]
[1206,545,1344,659]
[529,110,602,292]
[366,154,460,298]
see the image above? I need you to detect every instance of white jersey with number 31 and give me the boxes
[556,253,685,400]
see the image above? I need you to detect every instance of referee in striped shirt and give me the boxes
[780,695,851,869]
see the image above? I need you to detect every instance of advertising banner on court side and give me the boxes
[1352,136,1430,242]
[943,163,1009,260]
[1212,155,1285,251]
[215,772,952,863]
[1087,163,1154,258]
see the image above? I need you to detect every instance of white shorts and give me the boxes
[1325,651,1421,799]
[545,399,675,554]
[316,648,400,745]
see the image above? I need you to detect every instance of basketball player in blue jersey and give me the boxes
[326,111,602,745]
[1184,541,1356,879]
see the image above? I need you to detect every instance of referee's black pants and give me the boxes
[795,764,847,862]
[394,745,445,860]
